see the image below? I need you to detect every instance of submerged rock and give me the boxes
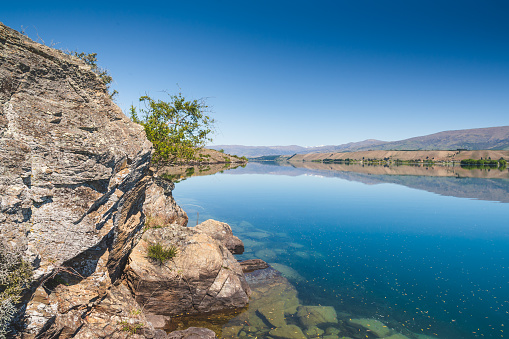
[348,318,391,337]
[239,258,269,273]
[167,326,218,339]
[269,263,305,282]
[269,325,307,339]
[297,305,338,327]
[304,325,325,338]
[257,300,287,328]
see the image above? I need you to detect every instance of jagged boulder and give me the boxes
[190,219,244,254]
[125,224,250,316]
[0,23,153,335]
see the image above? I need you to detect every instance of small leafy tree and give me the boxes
[130,93,214,163]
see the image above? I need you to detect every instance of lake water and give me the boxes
[173,162,509,339]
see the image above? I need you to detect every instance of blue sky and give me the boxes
[3,1,508,146]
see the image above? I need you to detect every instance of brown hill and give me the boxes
[359,126,509,151]
[289,150,509,163]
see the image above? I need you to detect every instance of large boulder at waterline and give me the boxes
[125,224,250,316]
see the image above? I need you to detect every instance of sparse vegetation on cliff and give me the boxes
[0,244,32,336]
[147,243,178,265]
[130,93,215,163]
[67,51,118,99]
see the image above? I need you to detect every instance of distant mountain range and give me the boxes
[210,126,509,157]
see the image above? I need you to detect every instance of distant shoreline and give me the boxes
[287,149,509,164]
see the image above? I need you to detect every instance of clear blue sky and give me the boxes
[3,1,508,146]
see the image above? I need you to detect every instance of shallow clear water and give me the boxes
[174,162,509,338]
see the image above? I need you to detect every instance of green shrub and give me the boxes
[147,243,178,265]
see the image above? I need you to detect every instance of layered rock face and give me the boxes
[0,22,152,279]
[0,23,154,335]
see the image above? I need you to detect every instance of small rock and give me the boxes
[305,325,325,337]
[240,259,269,273]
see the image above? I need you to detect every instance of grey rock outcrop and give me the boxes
[125,224,250,317]
[0,22,152,335]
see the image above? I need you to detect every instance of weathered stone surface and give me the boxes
[239,258,269,273]
[297,305,338,327]
[125,225,250,316]
[167,326,217,339]
[190,219,244,254]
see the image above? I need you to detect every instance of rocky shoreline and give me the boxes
[0,22,251,338]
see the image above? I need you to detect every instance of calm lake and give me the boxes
[173,162,509,339]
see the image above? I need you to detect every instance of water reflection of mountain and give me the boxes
[231,162,509,203]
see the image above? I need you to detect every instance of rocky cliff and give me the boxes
[0,23,249,338]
